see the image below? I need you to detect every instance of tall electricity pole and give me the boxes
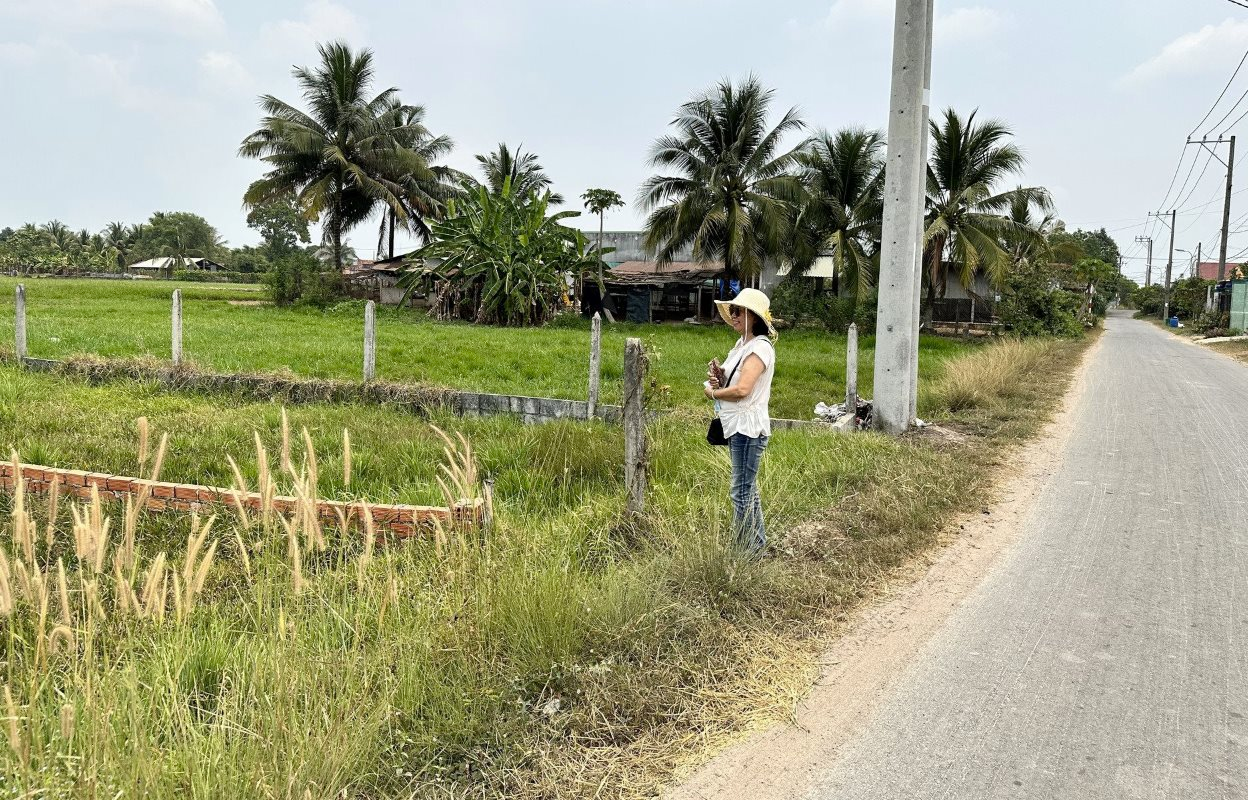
[1135,235,1153,286]
[1149,210,1177,320]
[1187,135,1236,281]
[872,0,934,435]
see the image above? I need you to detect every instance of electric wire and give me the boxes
[1193,48,1248,136]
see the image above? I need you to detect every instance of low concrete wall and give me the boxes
[454,391,622,424]
[9,354,840,433]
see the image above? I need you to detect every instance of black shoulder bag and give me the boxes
[706,359,742,446]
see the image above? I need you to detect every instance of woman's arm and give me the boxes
[704,353,766,401]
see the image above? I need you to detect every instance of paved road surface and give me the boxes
[813,313,1246,799]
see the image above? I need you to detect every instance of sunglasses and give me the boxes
[729,307,743,318]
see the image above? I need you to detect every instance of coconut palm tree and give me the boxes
[40,220,72,252]
[791,128,886,298]
[239,41,431,275]
[375,102,462,259]
[1002,186,1058,267]
[475,143,562,204]
[639,76,805,281]
[922,108,1042,322]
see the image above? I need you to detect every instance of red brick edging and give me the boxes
[0,462,480,539]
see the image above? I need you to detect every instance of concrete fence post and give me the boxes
[623,337,648,515]
[588,312,602,419]
[15,284,26,363]
[171,289,182,366]
[846,323,858,411]
[363,300,376,382]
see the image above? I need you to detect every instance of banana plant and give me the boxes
[401,179,609,326]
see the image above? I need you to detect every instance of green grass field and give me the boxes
[0,277,973,420]
[0,278,1089,798]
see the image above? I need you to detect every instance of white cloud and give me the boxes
[1123,18,1248,86]
[260,1,366,55]
[822,0,892,29]
[815,1,1005,44]
[1,0,225,38]
[0,41,37,64]
[199,50,254,95]
[934,7,1006,45]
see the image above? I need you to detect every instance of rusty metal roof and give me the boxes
[605,260,724,285]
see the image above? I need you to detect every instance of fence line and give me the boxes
[14,284,26,361]
[172,289,183,366]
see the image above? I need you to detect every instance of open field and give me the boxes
[0,314,1090,797]
[0,278,974,420]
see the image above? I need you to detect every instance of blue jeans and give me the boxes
[728,433,768,552]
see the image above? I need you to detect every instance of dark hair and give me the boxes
[748,311,770,338]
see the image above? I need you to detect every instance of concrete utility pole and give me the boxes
[1136,235,1153,287]
[873,0,935,435]
[1148,211,1176,318]
[1222,137,1235,282]
[1186,136,1235,282]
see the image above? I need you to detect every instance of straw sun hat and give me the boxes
[715,288,778,340]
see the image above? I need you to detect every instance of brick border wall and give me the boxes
[0,462,480,539]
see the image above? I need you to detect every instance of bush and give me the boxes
[1132,284,1163,316]
[770,278,875,332]
[265,251,339,307]
[172,269,263,284]
[996,260,1083,337]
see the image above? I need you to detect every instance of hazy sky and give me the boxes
[0,0,1242,282]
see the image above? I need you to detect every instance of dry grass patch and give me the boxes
[932,338,1055,412]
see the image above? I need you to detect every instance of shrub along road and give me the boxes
[674,311,1247,798]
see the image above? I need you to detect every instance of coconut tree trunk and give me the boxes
[388,210,396,260]
[922,239,944,329]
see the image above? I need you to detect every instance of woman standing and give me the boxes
[704,288,777,553]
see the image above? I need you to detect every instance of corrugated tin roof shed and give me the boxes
[605,260,724,285]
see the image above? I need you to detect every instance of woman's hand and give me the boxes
[704,383,717,400]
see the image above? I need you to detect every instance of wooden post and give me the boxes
[482,477,495,533]
[623,338,647,516]
[14,284,26,362]
[171,289,182,366]
[846,323,858,411]
[588,312,602,419]
[363,300,376,382]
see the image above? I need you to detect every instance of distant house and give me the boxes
[343,253,424,305]
[603,260,725,323]
[1196,261,1248,281]
[126,256,225,275]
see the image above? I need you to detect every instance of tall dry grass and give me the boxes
[931,338,1056,412]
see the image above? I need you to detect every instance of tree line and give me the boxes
[3,39,1133,332]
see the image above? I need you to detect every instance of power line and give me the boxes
[1170,149,1210,212]
[1175,149,1217,211]
[1193,48,1248,136]
[1228,0,1248,11]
